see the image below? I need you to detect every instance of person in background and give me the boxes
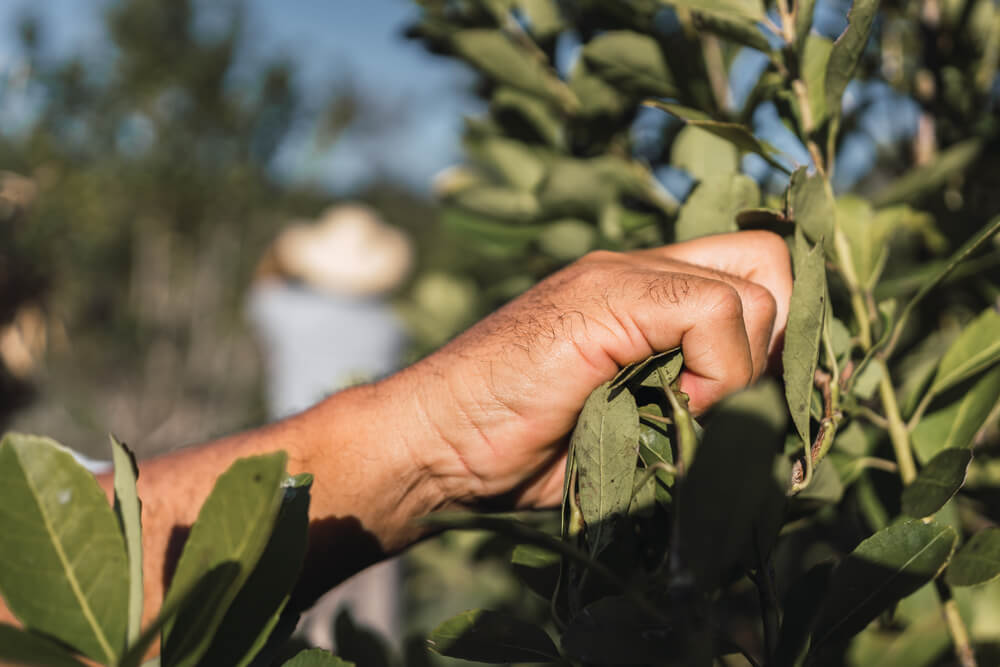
[249,203,415,649]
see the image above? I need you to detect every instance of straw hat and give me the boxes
[262,204,414,297]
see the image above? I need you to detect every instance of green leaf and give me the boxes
[427,609,559,663]
[676,174,759,242]
[644,100,792,172]
[119,563,241,667]
[515,0,564,41]
[491,86,564,148]
[448,185,542,222]
[872,139,983,207]
[800,34,833,129]
[887,214,1000,357]
[835,196,905,290]
[610,348,682,391]
[538,219,596,261]
[794,0,819,54]
[162,452,288,667]
[824,0,879,120]
[913,364,1000,463]
[671,125,739,182]
[789,166,835,253]
[901,449,972,518]
[281,649,355,667]
[928,308,1000,397]
[783,230,827,450]
[809,520,958,654]
[946,528,1000,587]
[582,31,677,98]
[110,434,143,648]
[450,30,577,112]
[196,475,312,667]
[573,382,640,555]
[691,9,771,52]
[0,433,128,664]
[0,624,90,667]
[638,403,675,499]
[464,134,548,191]
[568,62,629,119]
[511,544,560,600]
[659,0,766,22]
[679,381,787,590]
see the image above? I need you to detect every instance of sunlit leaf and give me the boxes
[197,475,313,667]
[450,30,577,112]
[670,125,739,182]
[573,382,640,555]
[582,31,677,98]
[491,86,564,148]
[675,174,759,242]
[927,308,1000,397]
[644,100,792,172]
[824,0,879,119]
[783,230,827,450]
[427,609,558,663]
[161,452,288,667]
[913,364,1000,463]
[658,0,766,22]
[789,167,835,253]
[800,34,833,129]
[809,520,957,654]
[901,449,972,518]
[110,434,143,648]
[0,624,90,667]
[281,649,355,667]
[0,433,128,664]
[946,528,1000,587]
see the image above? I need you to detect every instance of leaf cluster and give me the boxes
[0,433,347,667]
[406,0,1000,665]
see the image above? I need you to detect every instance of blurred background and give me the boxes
[0,0,513,663]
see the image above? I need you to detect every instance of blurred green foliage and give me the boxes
[0,0,436,456]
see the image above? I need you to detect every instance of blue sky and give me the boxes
[0,0,479,193]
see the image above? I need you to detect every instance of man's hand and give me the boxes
[0,230,791,632]
[398,230,792,511]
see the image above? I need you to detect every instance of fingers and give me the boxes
[601,269,754,413]
[652,231,793,355]
[628,251,777,381]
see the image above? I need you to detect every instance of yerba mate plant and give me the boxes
[0,433,351,666]
[407,0,1000,665]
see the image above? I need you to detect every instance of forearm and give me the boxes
[105,370,446,627]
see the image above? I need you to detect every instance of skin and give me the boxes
[0,230,792,636]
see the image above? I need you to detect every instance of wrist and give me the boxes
[296,372,456,550]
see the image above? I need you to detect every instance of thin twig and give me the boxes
[856,405,890,429]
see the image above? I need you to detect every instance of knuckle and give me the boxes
[578,249,621,266]
[745,282,778,321]
[705,282,744,321]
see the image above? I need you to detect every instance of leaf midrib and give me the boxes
[934,336,1000,395]
[13,446,115,662]
[815,527,953,649]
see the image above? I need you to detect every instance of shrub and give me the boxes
[405,1,1000,665]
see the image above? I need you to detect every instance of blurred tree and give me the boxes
[0,0,435,458]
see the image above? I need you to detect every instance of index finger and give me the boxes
[656,231,792,353]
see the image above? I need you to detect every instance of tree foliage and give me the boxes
[404,0,1000,665]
